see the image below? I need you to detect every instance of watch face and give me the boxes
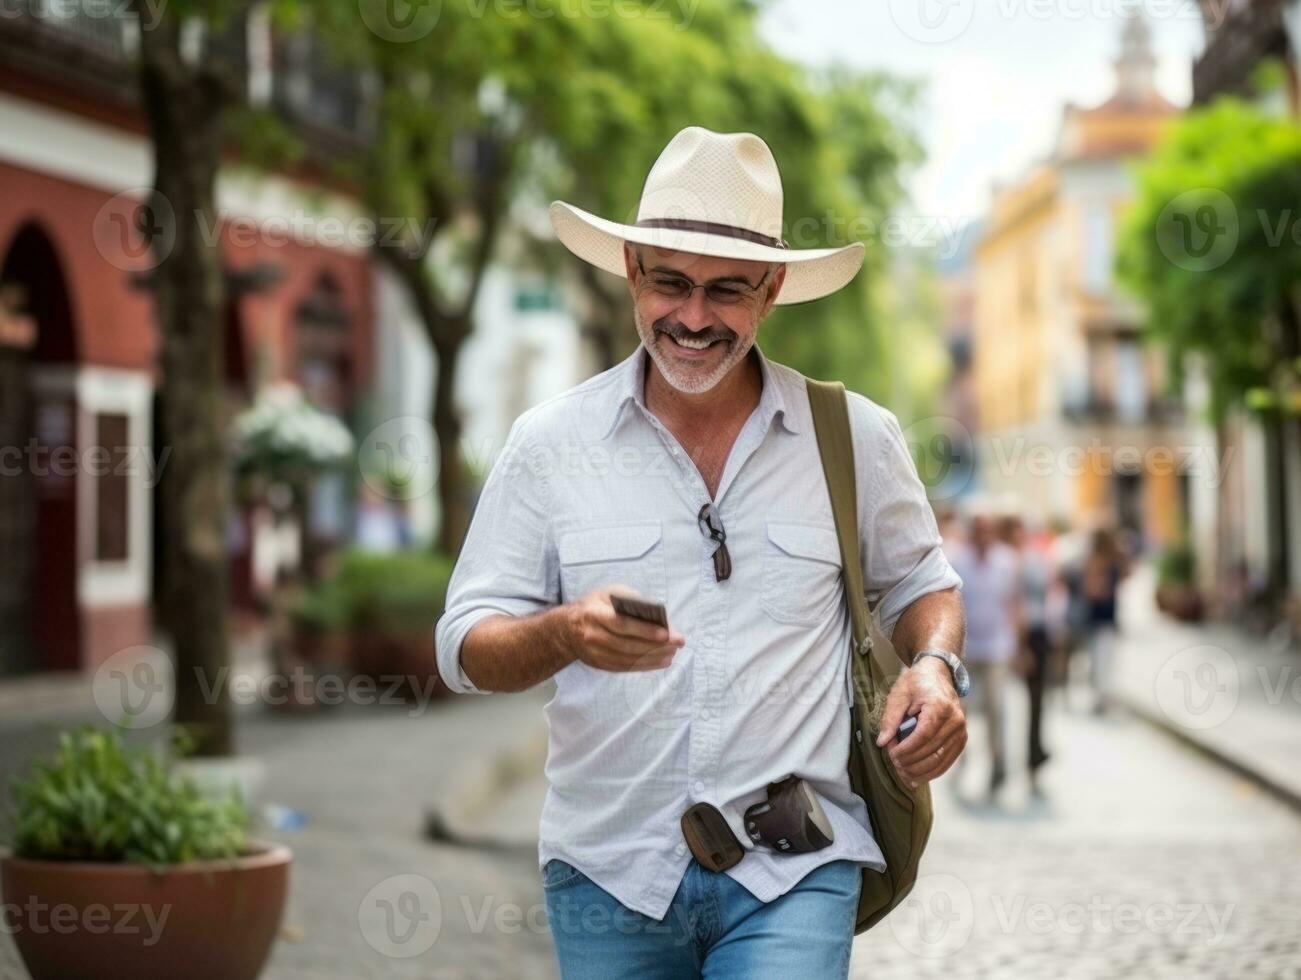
[953,660,971,698]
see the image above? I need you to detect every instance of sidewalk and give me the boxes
[1110,565,1301,811]
[0,666,558,980]
[0,625,272,731]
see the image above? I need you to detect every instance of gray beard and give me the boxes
[634,307,754,395]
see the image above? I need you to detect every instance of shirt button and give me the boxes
[700,709,712,721]
[693,780,705,794]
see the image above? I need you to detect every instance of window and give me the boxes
[1083,204,1113,293]
[94,413,129,562]
[1114,338,1146,423]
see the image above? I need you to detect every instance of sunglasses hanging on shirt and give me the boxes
[697,502,732,582]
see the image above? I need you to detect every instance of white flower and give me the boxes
[232,383,355,476]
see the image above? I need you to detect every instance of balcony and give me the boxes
[0,3,371,161]
[1063,393,1184,426]
[0,0,138,107]
[271,32,375,157]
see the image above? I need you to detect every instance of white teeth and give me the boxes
[671,335,715,350]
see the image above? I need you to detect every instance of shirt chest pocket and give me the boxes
[557,521,667,605]
[761,520,844,626]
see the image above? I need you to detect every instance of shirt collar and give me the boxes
[599,340,801,441]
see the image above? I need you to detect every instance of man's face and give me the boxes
[624,244,785,395]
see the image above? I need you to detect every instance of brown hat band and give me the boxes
[635,218,787,250]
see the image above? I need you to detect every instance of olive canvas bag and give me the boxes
[805,377,934,934]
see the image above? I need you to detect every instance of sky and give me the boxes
[758,0,1208,232]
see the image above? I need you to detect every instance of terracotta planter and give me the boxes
[1156,583,1205,622]
[267,625,350,712]
[1,840,291,980]
[349,628,449,702]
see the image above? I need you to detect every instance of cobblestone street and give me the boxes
[850,682,1301,979]
[3,641,1299,979]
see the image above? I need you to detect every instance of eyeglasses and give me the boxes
[698,502,731,582]
[636,255,773,308]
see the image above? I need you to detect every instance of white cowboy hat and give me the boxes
[549,126,865,305]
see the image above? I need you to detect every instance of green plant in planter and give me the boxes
[289,577,350,634]
[1157,541,1197,588]
[332,549,457,634]
[6,727,248,866]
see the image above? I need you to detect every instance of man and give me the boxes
[949,512,1020,799]
[435,127,967,978]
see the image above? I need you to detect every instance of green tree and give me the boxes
[1118,98,1301,595]
[320,1,679,554]
[317,1,921,552]
[530,6,923,400]
[1118,99,1301,418]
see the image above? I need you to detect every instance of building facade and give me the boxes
[971,18,1191,550]
[0,7,375,675]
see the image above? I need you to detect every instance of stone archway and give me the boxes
[0,222,81,675]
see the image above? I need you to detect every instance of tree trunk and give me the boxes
[291,475,321,583]
[138,14,238,757]
[373,246,473,557]
[433,327,468,556]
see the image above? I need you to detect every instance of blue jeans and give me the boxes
[543,857,861,979]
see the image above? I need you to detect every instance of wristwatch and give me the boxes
[911,649,970,698]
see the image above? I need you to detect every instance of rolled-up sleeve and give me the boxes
[850,396,963,638]
[434,417,558,694]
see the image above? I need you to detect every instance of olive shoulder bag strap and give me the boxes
[805,377,934,934]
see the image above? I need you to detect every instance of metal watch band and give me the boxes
[912,649,969,698]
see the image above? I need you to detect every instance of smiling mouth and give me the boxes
[661,331,726,352]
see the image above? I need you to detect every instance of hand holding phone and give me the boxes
[610,593,669,628]
[564,588,682,673]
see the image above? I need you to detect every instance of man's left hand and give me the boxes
[875,657,967,788]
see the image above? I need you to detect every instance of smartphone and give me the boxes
[610,594,669,628]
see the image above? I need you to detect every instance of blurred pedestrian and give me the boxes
[937,507,964,560]
[1081,527,1129,715]
[355,482,406,553]
[951,513,1020,798]
[1002,516,1054,795]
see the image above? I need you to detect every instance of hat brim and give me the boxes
[549,201,865,306]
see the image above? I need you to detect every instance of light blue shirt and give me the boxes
[435,342,961,920]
